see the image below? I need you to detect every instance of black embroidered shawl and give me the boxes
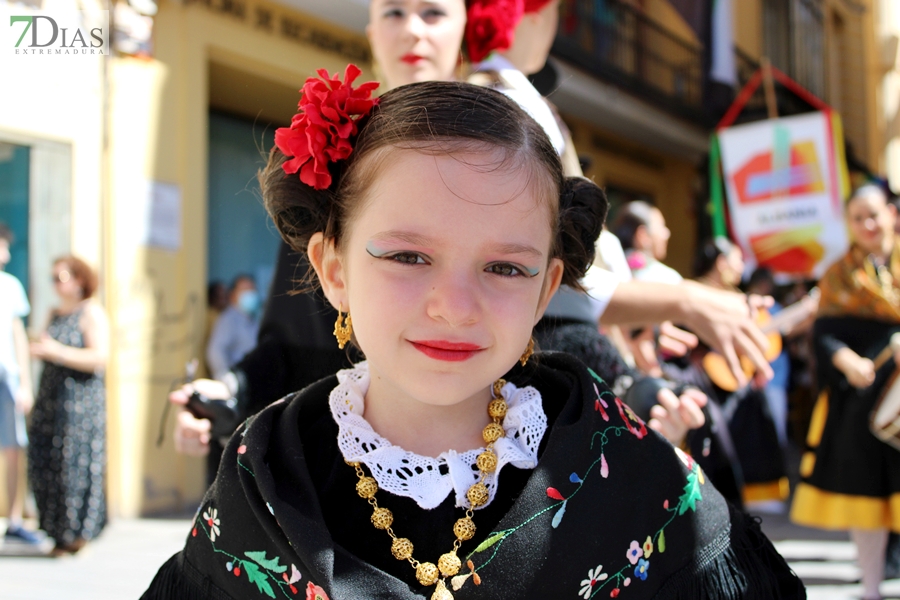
[142,353,803,600]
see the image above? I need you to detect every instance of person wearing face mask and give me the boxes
[205,274,261,381]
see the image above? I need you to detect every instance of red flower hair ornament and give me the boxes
[465,0,555,63]
[274,64,379,190]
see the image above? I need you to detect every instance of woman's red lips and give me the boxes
[410,340,484,362]
[401,54,424,64]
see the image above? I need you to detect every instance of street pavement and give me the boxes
[0,513,898,599]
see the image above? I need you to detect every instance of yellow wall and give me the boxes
[568,117,698,276]
[733,0,762,58]
[106,1,371,516]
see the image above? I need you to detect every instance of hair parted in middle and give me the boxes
[260,80,607,291]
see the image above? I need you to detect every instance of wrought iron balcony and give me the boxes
[732,47,821,125]
[553,0,706,123]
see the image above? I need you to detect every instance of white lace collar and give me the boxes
[329,362,547,510]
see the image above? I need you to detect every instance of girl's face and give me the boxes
[847,191,896,255]
[314,149,563,407]
[367,0,466,89]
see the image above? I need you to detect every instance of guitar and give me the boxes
[702,288,820,392]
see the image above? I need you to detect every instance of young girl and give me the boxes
[143,73,801,599]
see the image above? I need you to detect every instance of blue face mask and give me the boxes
[237,289,260,315]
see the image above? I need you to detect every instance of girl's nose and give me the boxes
[426,272,480,328]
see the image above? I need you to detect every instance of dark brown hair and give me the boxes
[0,222,14,244]
[260,80,607,290]
[612,200,656,251]
[55,255,99,299]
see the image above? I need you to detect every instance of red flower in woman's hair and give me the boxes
[465,0,525,63]
[274,64,379,190]
[523,0,552,13]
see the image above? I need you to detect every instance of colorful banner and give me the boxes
[718,111,850,278]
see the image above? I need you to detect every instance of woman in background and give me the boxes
[29,255,108,555]
[792,185,900,600]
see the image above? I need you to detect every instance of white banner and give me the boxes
[718,111,848,278]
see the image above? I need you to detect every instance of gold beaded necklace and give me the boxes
[347,378,509,600]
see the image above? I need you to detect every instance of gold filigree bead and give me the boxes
[482,422,504,444]
[431,579,454,600]
[370,507,393,530]
[487,398,508,419]
[356,476,378,499]
[492,379,506,399]
[390,537,414,560]
[453,517,476,540]
[438,551,462,577]
[466,482,489,507]
[476,451,498,473]
[416,561,440,586]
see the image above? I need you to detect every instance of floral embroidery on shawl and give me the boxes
[450,368,708,598]
[191,502,329,599]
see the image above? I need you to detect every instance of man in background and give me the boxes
[0,223,40,547]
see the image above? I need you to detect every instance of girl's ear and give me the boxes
[308,232,348,310]
[533,257,564,324]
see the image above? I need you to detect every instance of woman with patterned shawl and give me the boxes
[791,184,900,600]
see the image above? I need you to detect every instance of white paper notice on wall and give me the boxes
[136,180,181,251]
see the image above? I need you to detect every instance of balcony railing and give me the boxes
[732,47,821,124]
[553,0,706,123]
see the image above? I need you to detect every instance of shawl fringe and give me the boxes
[141,552,236,600]
[654,507,805,600]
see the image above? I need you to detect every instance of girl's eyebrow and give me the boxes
[371,232,543,259]
[489,242,544,259]
[370,230,433,246]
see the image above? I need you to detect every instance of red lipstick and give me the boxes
[401,53,424,64]
[409,340,483,362]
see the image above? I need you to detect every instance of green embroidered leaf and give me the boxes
[244,551,287,574]
[677,470,703,515]
[658,529,666,553]
[472,531,507,554]
[587,367,605,384]
[243,562,276,598]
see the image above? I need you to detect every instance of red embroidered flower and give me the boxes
[275,64,379,190]
[465,0,524,63]
[305,581,329,600]
[615,397,648,439]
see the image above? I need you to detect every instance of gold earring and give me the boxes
[334,304,353,350]
[519,337,535,367]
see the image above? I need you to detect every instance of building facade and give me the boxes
[0,0,897,517]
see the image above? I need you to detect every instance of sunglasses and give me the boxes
[52,271,71,284]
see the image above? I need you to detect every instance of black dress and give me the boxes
[142,353,803,599]
[28,308,107,546]
[791,316,900,531]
